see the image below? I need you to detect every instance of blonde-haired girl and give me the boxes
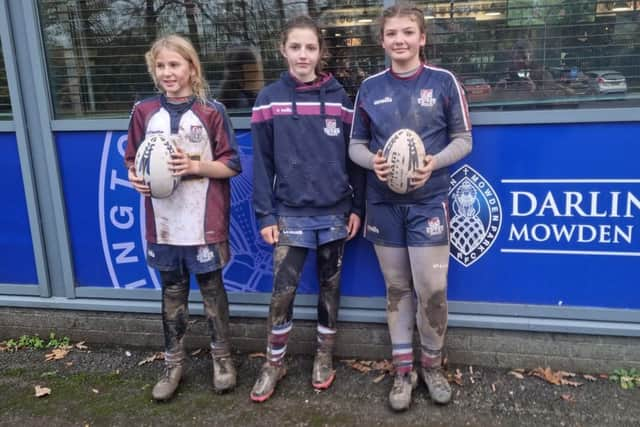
[125,34,242,401]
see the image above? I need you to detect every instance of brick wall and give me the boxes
[1,307,639,372]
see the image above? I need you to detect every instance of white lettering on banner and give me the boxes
[112,242,138,264]
[503,179,640,257]
[124,279,147,289]
[109,169,133,190]
[511,191,640,218]
[109,206,134,229]
[509,224,633,244]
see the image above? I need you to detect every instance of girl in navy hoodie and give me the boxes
[250,15,364,402]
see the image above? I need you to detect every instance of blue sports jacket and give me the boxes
[251,72,365,230]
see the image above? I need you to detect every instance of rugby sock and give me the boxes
[392,343,414,375]
[210,341,230,359]
[421,346,442,368]
[316,324,337,354]
[267,321,292,366]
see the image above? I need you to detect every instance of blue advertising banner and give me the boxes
[0,132,37,285]
[56,123,640,309]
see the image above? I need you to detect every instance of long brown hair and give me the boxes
[281,15,327,75]
[378,3,427,62]
[145,34,209,102]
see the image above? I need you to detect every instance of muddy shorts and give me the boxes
[364,201,449,247]
[277,215,348,249]
[146,242,230,274]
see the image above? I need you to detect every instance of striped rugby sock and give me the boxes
[267,321,292,366]
[420,346,442,368]
[392,343,413,375]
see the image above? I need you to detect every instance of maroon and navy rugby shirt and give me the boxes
[125,95,241,245]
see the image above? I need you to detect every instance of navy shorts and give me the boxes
[364,201,449,247]
[146,242,230,274]
[277,215,348,249]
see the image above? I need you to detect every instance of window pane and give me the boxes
[0,39,11,119]
[38,0,384,118]
[414,0,640,110]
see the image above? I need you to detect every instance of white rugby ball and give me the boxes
[382,128,426,194]
[134,134,180,199]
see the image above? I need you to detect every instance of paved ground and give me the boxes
[0,344,638,426]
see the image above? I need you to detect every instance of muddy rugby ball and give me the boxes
[134,134,181,199]
[382,128,426,194]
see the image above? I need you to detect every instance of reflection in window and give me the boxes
[38,0,384,118]
[416,0,640,110]
[37,1,640,117]
[0,39,11,119]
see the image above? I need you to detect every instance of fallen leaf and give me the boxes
[529,367,582,387]
[583,374,597,382]
[249,352,266,359]
[137,352,164,366]
[92,388,99,394]
[34,385,51,397]
[75,341,88,350]
[348,361,372,373]
[561,393,575,403]
[562,379,583,387]
[45,348,69,361]
[372,373,386,383]
[370,360,393,373]
[451,368,463,386]
[491,383,496,392]
[508,370,525,379]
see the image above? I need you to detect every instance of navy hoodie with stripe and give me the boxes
[251,72,365,230]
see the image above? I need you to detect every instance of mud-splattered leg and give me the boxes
[374,245,415,374]
[196,270,231,358]
[160,268,190,366]
[315,239,345,351]
[408,244,450,368]
[265,245,308,365]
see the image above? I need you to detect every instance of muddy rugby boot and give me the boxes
[312,351,336,390]
[421,366,452,404]
[388,370,417,411]
[213,356,237,392]
[250,362,286,402]
[152,365,183,401]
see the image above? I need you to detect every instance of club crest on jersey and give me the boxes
[417,89,436,107]
[189,125,204,143]
[426,217,444,237]
[448,165,502,267]
[323,118,340,136]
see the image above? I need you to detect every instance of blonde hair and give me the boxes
[145,34,209,102]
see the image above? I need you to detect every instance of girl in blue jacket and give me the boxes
[250,15,364,402]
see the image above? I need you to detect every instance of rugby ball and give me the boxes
[134,134,180,199]
[382,128,426,194]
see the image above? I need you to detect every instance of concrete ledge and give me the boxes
[1,307,640,372]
